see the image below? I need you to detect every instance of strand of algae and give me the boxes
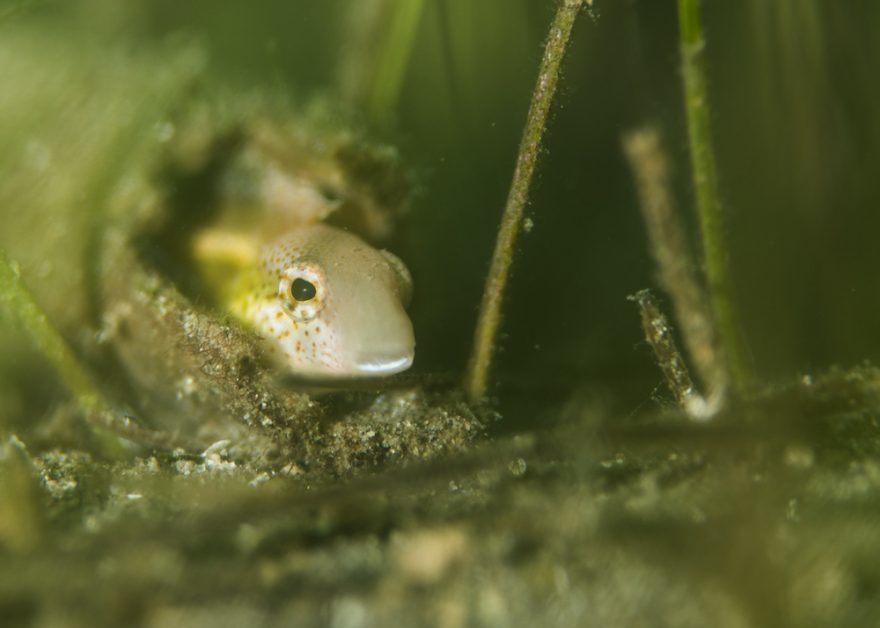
[0,255,107,417]
[367,0,426,124]
[678,0,751,392]
[0,253,189,455]
[623,128,727,416]
[0,253,122,456]
[464,0,585,402]
[627,289,704,416]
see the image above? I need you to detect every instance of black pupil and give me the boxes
[292,278,317,302]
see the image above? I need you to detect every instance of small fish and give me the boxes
[190,133,415,380]
[228,224,415,379]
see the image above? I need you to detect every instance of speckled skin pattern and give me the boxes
[231,224,414,378]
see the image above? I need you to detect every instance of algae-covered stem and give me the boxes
[465,0,585,402]
[678,0,751,392]
[623,128,728,404]
[0,254,106,417]
[628,289,706,417]
[0,253,192,455]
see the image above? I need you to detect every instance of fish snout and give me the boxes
[354,353,414,375]
[347,306,415,377]
[351,317,415,376]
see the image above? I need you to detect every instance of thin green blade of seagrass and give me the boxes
[464,0,585,402]
[0,252,126,456]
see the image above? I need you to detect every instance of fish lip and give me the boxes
[354,354,413,375]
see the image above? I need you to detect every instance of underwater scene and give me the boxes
[2,0,880,625]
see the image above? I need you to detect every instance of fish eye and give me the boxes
[279,262,326,321]
[291,278,317,302]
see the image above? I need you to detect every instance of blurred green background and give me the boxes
[3,0,880,427]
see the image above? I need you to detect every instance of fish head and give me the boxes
[243,224,414,379]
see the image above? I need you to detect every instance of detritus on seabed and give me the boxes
[3,366,880,627]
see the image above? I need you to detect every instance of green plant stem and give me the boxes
[623,128,729,401]
[1,254,199,454]
[1,254,135,456]
[464,0,583,402]
[0,254,105,415]
[628,289,702,413]
[367,0,426,124]
[678,0,751,392]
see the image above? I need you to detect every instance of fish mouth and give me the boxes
[354,354,413,375]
